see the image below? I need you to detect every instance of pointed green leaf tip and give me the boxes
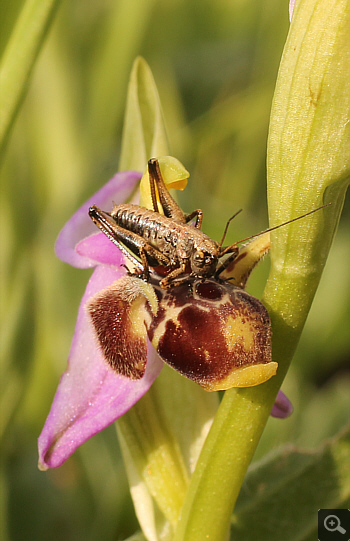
[119,57,169,172]
[265,0,350,335]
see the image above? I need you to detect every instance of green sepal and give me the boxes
[117,387,189,534]
[118,367,219,540]
[119,57,169,172]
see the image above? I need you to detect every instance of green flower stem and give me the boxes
[0,0,61,157]
[173,382,279,541]
[117,386,189,528]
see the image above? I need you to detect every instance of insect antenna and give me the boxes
[219,209,243,249]
[219,203,331,257]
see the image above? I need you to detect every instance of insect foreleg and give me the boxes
[159,262,188,289]
[219,244,239,258]
[185,209,203,229]
[214,245,240,278]
[215,249,239,279]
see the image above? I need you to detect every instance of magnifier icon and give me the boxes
[324,515,346,534]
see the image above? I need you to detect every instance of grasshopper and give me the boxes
[89,158,329,289]
[89,158,240,288]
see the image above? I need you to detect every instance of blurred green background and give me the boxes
[1,0,349,540]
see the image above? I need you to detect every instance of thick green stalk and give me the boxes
[173,382,280,541]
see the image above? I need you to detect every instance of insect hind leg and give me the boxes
[148,159,187,223]
[89,204,171,277]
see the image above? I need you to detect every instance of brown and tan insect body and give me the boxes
[89,159,237,288]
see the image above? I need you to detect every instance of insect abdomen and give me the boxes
[112,204,180,251]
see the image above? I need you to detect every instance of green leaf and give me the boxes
[0,0,62,158]
[119,57,169,172]
[231,425,350,541]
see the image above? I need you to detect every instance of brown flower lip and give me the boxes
[148,277,277,391]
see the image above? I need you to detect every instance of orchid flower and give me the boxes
[38,159,293,471]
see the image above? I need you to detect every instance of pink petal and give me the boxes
[38,265,163,469]
[289,0,296,20]
[55,170,141,268]
[270,390,293,419]
[75,232,125,267]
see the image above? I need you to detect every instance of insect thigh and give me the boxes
[147,159,203,228]
[148,158,187,222]
[89,205,170,269]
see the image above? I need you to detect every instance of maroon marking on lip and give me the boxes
[88,286,147,379]
[195,280,224,300]
[151,280,271,387]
